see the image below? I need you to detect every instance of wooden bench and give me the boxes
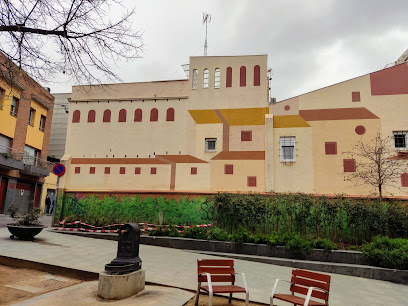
[195,259,249,306]
[270,269,331,306]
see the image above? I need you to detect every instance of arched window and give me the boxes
[240,66,246,87]
[166,108,175,121]
[226,67,232,87]
[150,108,158,121]
[72,110,80,123]
[254,65,260,86]
[214,68,220,88]
[118,109,126,122]
[87,110,96,122]
[134,109,142,122]
[192,69,198,89]
[103,109,111,122]
[203,69,209,88]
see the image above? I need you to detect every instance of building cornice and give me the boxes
[69,96,189,103]
[32,94,51,109]
[0,70,28,91]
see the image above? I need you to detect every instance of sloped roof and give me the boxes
[156,155,208,163]
[211,151,265,160]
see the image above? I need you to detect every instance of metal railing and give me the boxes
[0,144,53,170]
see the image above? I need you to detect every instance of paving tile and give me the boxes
[1,228,407,305]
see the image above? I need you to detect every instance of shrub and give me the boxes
[284,234,313,254]
[251,233,269,244]
[228,227,252,246]
[148,226,166,236]
[182,227,208,240]
[208,228,229,241]
[362,236,408,270]
[148,226,181,237]
[8,204,42,226]
[313,238,338,253]
[267,231,280,247]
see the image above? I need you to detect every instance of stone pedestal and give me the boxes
[98,269,145,300]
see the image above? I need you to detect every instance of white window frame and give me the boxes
[203,69,209,88]
[280,136,296,162]
[214,68,220,88]
[29,108,35,126]
[10,97,18,116]
[39,115,46,131]
[192,69,198,89]
[393,131,408,151]
[205,138,217,152]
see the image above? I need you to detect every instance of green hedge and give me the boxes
[149,226,337,254]
[205,193,408,244]
[57,192,408,245]
[60,194,209,226]
[362,236,408,270]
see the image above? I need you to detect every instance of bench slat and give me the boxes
[273,294,326,306]
[198,267,235,274]
[291,275,330,292]
[200,285,246,294]
[293,269,331,283]
[198,274,235,283]
[197,259,234,267]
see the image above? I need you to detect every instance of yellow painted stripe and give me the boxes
[188,110,222,124]
[273,115,311,128]
[218,107,269,126]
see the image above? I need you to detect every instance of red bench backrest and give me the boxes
[197,259,236,283]
[290,269,331,304]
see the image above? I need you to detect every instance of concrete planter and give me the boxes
[0,155,24,170]
[7,225,46,241]
[140,236,366,265]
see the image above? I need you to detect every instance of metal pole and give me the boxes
[204,20,208,56]
[51,175,60,225]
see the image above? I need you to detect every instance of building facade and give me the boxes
[0,54,54,213]
[48,93,70,160]
[60,55,408,198]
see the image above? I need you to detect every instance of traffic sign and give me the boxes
[52,163,66,176]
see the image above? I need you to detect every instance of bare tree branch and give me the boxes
[343,131,408,201]
[0,0,143,85]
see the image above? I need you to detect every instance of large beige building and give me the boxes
[60,55,408,198]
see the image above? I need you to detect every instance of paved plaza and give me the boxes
[0,227,407,305]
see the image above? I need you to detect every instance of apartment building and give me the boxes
[0,54,54,213]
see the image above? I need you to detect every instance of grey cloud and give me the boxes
[49,0,408,101]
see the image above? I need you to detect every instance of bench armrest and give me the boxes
[304,286,317,306]
[270,279,292,306]
[203,273,213,295]
[234,272,249,293]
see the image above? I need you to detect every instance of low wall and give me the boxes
[54,230,408,284]
[140,236,365,265]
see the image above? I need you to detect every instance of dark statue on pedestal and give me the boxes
[105,223,142,275]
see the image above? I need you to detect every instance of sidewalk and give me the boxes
[0,227,407,305]
[0,214,53,227]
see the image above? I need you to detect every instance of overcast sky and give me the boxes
[50,0,408,101]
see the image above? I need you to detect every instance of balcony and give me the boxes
[0,145,24,171]
[0,144,51,177]
[20,156,51,177]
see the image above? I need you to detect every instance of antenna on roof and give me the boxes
[203,12,211,56]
